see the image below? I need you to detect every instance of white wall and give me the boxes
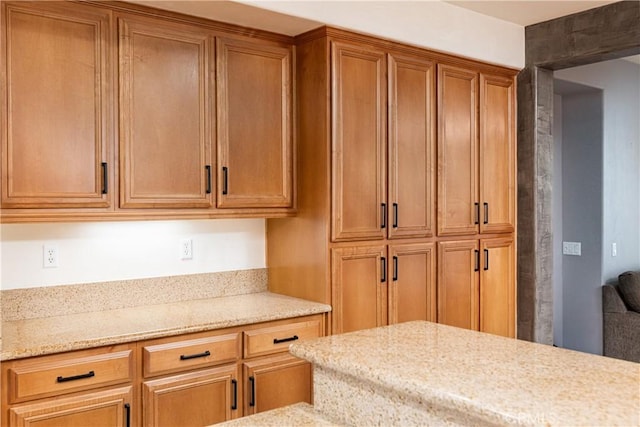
[0,219,266,290]
[556,59,640,281]
[552,93,564,348]
[239,0,524,68]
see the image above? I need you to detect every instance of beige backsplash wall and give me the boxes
[1,269,267,322]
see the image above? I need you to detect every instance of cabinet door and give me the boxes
[216,37,293,208]
[9,386,132,427]
[243,354,311,416]
[479,74,516,234]
[437,240,479,330]
[119,16,213,208]
[142,365,239,426]
[480,238,516,338]
[437,65,478,236]
[1,2,111,208]
[388,243,436,324]
[332,245,387,334]
[388,54,435,239]
[331,42,387,242]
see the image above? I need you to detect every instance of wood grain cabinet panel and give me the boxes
[8,386,133,427]
[479,74,516,234]
[332,245,387,334]
[243,354,311,416]
[437,240,480,331]
[388,243,436,324]
[142,365,239,426]
[331,42,387,242]
[1,2,112,208]
[480,237,516,337]
[437,65,478,236]
[216,37,293,209]
[118,15,213,208]
[438,238,516,338]
[387,54,436,239]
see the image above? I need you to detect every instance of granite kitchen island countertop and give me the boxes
[290,321,640,427]
[1,291,331,361]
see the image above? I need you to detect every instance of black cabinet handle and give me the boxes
[381,203,387,229]
[381,257,387,283]
[393,203,398,228]
[125,403,131,427]
[249,376,256,407]
[205,165,212,194]
[273,335,299,344]
[484,203,489,225]
[474,202,479,225]
[474,250,479,272]
[222,166,228,195]
[484,249,489,271]
[101,162,108,194]
[57,371,95,383]
[180,350,210,360]
[393,256,398,281]
[231,379,238,410]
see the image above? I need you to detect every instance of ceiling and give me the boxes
[126,0,639,65]
[125,0,622,34]
[445,0,618,26]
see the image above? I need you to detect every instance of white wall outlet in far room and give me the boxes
[562,241,581,256]
[612,242,617,257]
[180,238,193,260]
[43,245,58,268]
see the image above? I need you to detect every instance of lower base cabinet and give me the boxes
[243,354,312,416]
[142,366,240,426]
[8,386,133,427]
[437,237,515,337]
[332,243,436,334]
[1,314,324,427]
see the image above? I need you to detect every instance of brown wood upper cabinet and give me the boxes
[216,37,293,209]
[118,15,213,209]
[1,2,112,209]
[437,64,515,236]
[331,42,435,242]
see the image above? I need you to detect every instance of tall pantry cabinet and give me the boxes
[267,27,516,337]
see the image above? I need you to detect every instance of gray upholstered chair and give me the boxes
[602,272,640,363]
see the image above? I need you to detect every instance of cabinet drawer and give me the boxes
[244,320,322,358]
[143,333,240,378]
[8,350,133,404]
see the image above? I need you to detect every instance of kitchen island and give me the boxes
[277,321,638,427]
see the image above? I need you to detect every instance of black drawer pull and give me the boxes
[393,203,398,228]
[273,335,299,344]
[180,350,211,360]
[205,165,212,194]
[222,166,228,195]
[474,202,480,225]
[57,370,95,383]
[474,249,480,272]
[381,203,387,229]
[484,202,489,225]
[393,256,398,281]
[125,403,131,427]
[484,249,489,271]
[231,379,238,410]
[249,376,256,407]
[101,162,108,194]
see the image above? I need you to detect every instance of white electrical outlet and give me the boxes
[43,245,58,268]
[612,242,617,257]
[180,239,193,260]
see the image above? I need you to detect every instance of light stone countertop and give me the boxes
[215,403,342,427]
[1,292,331,361]
[290,321,640,427]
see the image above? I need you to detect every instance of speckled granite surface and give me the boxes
[216,403,341,427]
[291,321,640,427]
[1,269,268,321]
[2,292,331,361]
